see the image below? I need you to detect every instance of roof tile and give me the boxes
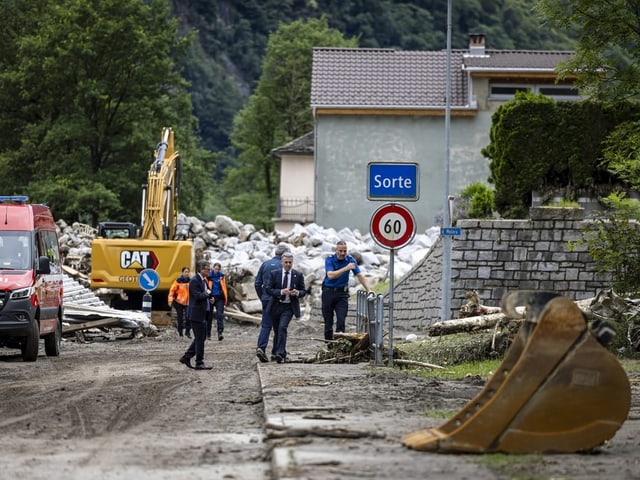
[311,47,573,109]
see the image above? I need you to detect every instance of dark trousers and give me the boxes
[206,297,225,337]
[174,302,189,335]
[183,321,207,366]
[321,290,349,340]
[271,302,294,358]
[257,298,277,355]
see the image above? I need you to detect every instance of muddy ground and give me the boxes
[0,317,638,480]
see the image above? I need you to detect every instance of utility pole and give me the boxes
[440,0,453,322]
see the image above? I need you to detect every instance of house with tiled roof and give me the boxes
[273,34,576,234]
[271,132,315,231]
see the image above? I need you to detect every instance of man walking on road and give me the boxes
[180,260,214,370]
[265,252,306,363]
[255,244,289,362]
[322,240,371,341]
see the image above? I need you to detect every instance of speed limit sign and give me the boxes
[370,203,416,249]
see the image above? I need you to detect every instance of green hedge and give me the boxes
[482,92,640,218]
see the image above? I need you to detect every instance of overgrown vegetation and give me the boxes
[454,182,496,220]
[570,194,640,295]
[482,92,640,218]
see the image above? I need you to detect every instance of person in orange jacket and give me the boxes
[207,262,228,341]
[168,266,191,337]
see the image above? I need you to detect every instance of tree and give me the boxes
[222,17,357,228]
[0,0,209,224]
[536,0,640,101]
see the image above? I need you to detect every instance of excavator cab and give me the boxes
[403,291,631,454]
[97,222,137,239]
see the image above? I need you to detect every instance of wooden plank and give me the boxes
[225,307,261,325]
[62,317,121,333]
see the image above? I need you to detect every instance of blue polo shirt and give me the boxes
[323,254,361,288]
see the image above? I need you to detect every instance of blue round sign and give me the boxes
[138,268,160,292]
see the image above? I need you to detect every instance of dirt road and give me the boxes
[0,319,638,480]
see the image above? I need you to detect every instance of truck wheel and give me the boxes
[21,317,39,362]
[44,320,61,357]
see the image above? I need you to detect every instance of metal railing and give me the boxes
[275,196,315,222]
[356,290,385,366]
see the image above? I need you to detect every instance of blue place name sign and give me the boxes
[367,162,419,201]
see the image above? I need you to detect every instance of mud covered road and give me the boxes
[0,319,639,480]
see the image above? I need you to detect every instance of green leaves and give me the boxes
[572,194,640,295]
[537,0,640,100]
[222,17,356,228]
[0,0,206,224]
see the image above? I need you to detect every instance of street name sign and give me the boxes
[441,227,462,236]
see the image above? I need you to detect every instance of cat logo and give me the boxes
[120,250,159,272]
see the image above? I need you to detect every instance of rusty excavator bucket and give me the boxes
[403,291,631,454]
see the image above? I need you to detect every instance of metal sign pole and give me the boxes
[388,248,395,366]
[440,0,453,322]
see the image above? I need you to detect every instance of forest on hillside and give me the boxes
[172,0,575,154]
[0,0,576,228]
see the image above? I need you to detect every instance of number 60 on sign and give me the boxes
[369,203,416,250]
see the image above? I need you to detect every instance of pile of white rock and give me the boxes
[57,213,439,314]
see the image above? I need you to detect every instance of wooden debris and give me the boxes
[393,358,444,370]
[427,311,523,336]
[224,306,261,325]
[459,290,502,317]
[62,317,123,334]
[266,422,386,439]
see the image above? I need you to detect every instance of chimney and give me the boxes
[468,33,486,56]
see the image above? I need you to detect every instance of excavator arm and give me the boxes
[90,127,193,297]
[140,127,180,240]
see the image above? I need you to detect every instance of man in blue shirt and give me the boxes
[322,240,371,341]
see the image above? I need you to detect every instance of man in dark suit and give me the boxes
[254,243,289,362]
[179,260,213,370]
[265,252,306,363]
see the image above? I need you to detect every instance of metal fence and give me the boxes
[356,290,385,366]
[275,196,315,222]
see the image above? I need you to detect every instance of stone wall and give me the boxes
[389,207,611,330]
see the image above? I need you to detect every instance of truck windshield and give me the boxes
[0,232,32,270]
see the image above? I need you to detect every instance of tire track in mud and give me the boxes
[0,349,192,438]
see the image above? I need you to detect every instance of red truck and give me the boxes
[0,196,63,361]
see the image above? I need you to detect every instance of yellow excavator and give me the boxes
[90,127,194,307]
[403,290,631,454]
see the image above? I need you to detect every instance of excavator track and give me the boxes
[403,291,631,454]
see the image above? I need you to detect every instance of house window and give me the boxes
[490,83,580,101]
[489,85,530,100]
[538,86,580,100]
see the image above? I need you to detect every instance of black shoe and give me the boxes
[218,333,224,341]
[195,364,213,370]
[275,354,284,364]
[179,356,193,369]
[270,355,277,362]
[256,348,269,363]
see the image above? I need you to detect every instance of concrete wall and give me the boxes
[314,112,495,234]
[387,207,611,330]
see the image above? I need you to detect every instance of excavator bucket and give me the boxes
[403,291,631,454]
